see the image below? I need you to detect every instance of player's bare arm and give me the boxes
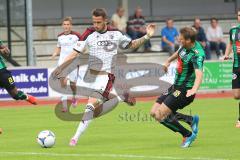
[223,42,232,60]
[186,69,203,97]
[128,24,156,49]
[163,51,178,72]
[51,47,61,59]
[54,50,79,77]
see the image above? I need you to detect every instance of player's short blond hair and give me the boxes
[62,16,73,24]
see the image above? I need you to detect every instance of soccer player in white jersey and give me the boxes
[52,17,81,112]
[54,8,156,146]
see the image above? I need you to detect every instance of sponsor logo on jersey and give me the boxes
[232,33,235,41]
[97,40,113,46]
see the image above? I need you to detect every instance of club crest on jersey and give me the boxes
[233,73,237,80]
[173,90,181,97]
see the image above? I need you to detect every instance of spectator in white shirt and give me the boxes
[207,17,226,58]
[111,7,127,32]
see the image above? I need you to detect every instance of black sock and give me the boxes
[160,114,192,137]
[175,112,193,126]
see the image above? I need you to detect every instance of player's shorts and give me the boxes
[0,68,16,91]
[68,67,79,83]
[232,67,240,89]
[77,70,116,99]
[156,85,195,112]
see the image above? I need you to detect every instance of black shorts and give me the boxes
[156,85,195,112]
[232,68,240,89]
[0,68,15,91]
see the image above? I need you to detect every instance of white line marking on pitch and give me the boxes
[0,152,229,160]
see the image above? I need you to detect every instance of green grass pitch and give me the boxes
[0,98,239,160]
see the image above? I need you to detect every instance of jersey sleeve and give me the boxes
[73,40,87,53]
[229,28,233,42]
[119,32,132,49]
[192,55,204,71]
[57,37,61,48]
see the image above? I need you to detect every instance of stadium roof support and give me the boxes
[25,0,36,66]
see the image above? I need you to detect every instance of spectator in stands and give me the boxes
[192,18,211,60]
[127,7,151,52]
[111,7,127,32]
[161,18,179,55]
[207,17,226,58]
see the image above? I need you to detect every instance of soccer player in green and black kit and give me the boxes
[0,40,37,105]
[224,9,240,128]
[150,27,204,148]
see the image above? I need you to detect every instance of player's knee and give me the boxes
[154,111,165,121]
[155,114,164,121]
[12,91,27,100]
[150,110,156,118]
[233,93,240,100]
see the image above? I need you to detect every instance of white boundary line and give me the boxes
[0,152,229,160]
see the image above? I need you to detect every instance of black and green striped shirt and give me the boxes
[174,41,205,88]
[229,24,240,68]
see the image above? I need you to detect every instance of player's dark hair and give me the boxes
[180,27,197,43]
[92,8,107,19]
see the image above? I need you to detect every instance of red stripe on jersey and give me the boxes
[80,27,95,41]
[57,32,65,37]
[71,31,81,40]
[57,31,81,39]
[177,56,183,74]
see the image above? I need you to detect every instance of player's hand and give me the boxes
[0,46,10,55]
[52,67,62,80]
[186,89,196,97]
[146,23,156,38]
[51,54,56,60]
[222,55,230,60]
[163,61,170,73]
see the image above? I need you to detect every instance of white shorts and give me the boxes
[68,68,79,83]
[77,72,116,98]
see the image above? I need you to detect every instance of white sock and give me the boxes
[72,104,94,140]
[61,96,68,109]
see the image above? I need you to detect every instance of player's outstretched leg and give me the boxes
[69,96,120,146]
[175,112,199,134]
[8,87,37,105]
[69,103,94,146]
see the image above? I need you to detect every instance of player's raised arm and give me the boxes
[128,23,156,49]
